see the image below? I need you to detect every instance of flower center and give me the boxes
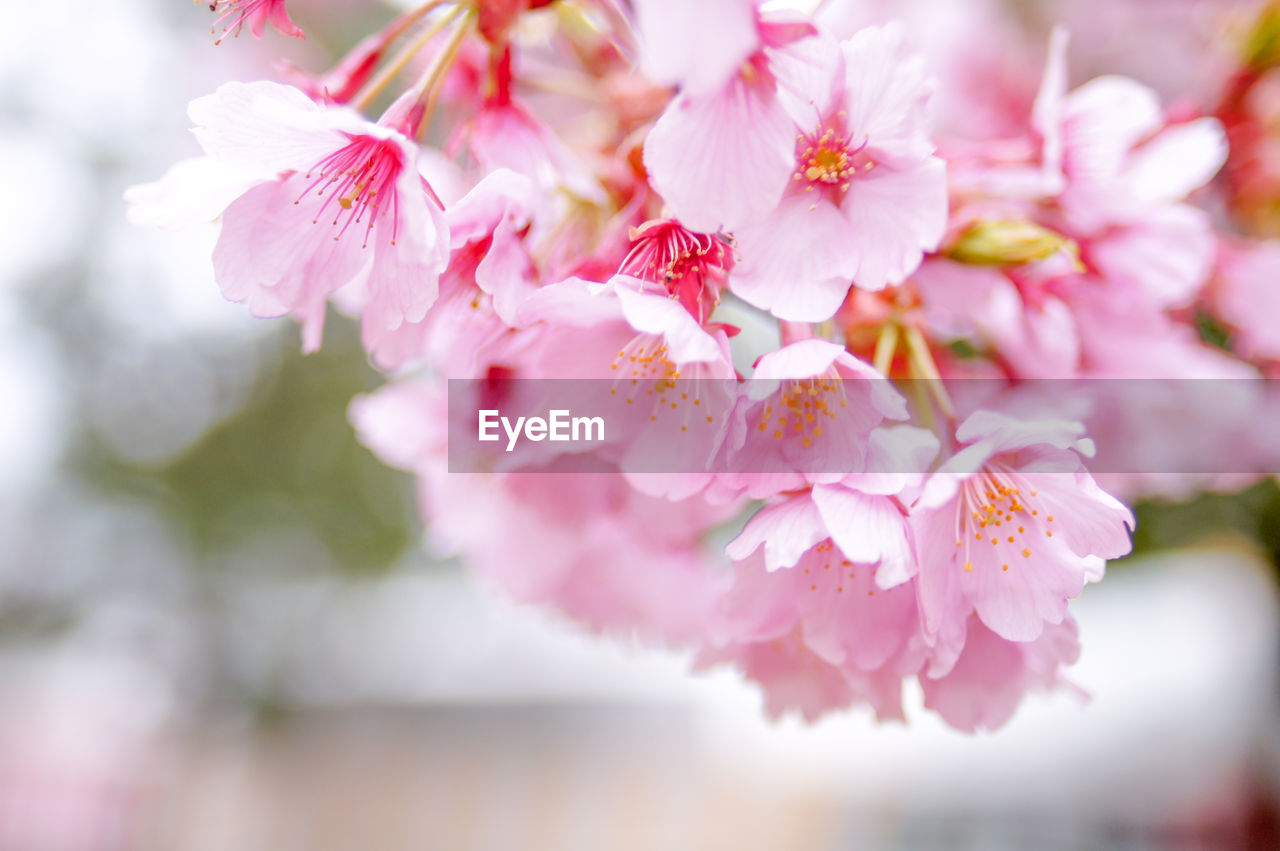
[756,376,847,448]
[954,465,1055,573]
[608,335,718,430]
[611,334,678,383]
[208,0,266,44]
[805,146,851,185]
[296,134,404,249]
[793,122,873,201]
[618,219,733,323]
[800,539,861,595]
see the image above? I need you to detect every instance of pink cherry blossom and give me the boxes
[703,549,923,722]
[617,219,734,324]
[713,339,907,499]
[920,614,1082,733]
[514,275,738,498]
[724,426,935,582]
[190,82,448,352]
[133,0,1280,734]
[911,411,1133,651]
[922,31,1229,378]
[208,0,303,45]
[726,25,947,321]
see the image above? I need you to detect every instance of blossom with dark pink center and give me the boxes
[618,219,734,323]
[207,0,303,45]
[190,81,448,352]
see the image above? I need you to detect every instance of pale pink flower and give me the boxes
[208,0,303,45]
[723,426,936,582]
[922,33,1229,377]
[515,275,738,499]
[1054,78,1226,232]
[911,412,1133,653]
[190,82,448,352]
[729,25,947,321]
[703,549,923,722]
[956,28,1228,228]
[920,614,1082,733]
[1035,40,1226,312]
[712,339,907,499]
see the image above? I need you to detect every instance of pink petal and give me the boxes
[839,156,947,290]
[361,185,449,352]
[1123,118,1226,207]
[1031,473,1135,561]
[1088,205,1214,308]
[725,494,829,571]
[1031,26,1070,193]
[811,485,914,586]
[1061,76,1163,185]
[615,284,728,367]
[634,0,759,97]
[644,76,794,233]
[731,195,859,321]
[189,81,350,175]
[212,178,369,343]
[751,339,843,386]
[266,0,305,39]
[516,278,625,328]
[124,156,264,230]
[839,23,935,163]
[920,615,1028,733]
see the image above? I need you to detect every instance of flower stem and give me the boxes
[903,324,955,421]
[352,2,462,112]
[411,7,476,139]
[873,322,899,376]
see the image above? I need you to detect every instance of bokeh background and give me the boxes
[1,0,1278,847]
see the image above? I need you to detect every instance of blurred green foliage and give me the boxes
[76,315,417,575]
[1130,478,1280,568]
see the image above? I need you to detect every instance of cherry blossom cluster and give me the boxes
[128,0,1280,731]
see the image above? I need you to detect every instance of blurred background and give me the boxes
[1,0,1278,847]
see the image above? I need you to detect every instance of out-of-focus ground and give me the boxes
[2,551,1277,849]
[1,0,1278,848]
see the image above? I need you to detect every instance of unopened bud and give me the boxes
[1242,1,1280,71]
[946,219,1079,268]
